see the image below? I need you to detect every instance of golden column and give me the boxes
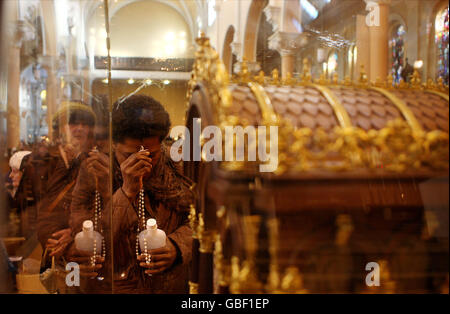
[365,0,391,82]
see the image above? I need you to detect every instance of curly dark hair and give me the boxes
[112,95,171,142]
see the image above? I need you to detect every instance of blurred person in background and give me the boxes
[4,151,33,238]
[33,101,96,293]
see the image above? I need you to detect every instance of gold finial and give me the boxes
[197,212,204,236]
[237,59,251,84]
[398,78,407,89]
[299,58,312,85]
[436,77,448,92]
[315,72,328,85]
[343,76,352,87]
[386,74,394,89]
[195,32,210,47]
[426,78,436,90]
[374,76,384,88]
[271,68,281,85]
[280,267,308,293]
[230,256,241,293]
[254,71,265,85]
[358,64,368,87]
[410,70,422,89]
[283,72,296,86]
[332,72,339,85]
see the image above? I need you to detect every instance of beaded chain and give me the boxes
[91,189,106,268]
[135,146,151,267]
[91,147,106,269]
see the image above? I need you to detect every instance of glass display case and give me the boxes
[0,0,448,294]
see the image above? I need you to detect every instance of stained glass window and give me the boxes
[435,6,449,85]
[390,25,405,84]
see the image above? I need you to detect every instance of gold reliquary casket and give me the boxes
[184,36,449,294]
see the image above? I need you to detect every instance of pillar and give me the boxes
[281,52,296,79]
[45,66,56,142]
[366,0,391,82]
[268,31,306,78]
[7,27,21,150]
[356,14,370,80]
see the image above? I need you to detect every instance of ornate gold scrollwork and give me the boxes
[421,130,450,170]
[187,33,232,126]
[187,36,449,175]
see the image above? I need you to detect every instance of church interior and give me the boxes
[0,0,448,294]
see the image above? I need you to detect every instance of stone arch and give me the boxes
[243,0,268,62]
[389,13,408,36]
[222,25,235,74]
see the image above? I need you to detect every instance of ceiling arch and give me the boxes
[83,0,200,41]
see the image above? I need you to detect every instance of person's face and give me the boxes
[9,168,23,188]
[115,137,162,170]
[65,122,91,147]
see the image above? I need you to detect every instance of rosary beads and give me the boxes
[91,146,106,269]
[136,146,151,266]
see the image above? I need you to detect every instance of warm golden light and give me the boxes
[40,90,47,101]
[414,60,423,69]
